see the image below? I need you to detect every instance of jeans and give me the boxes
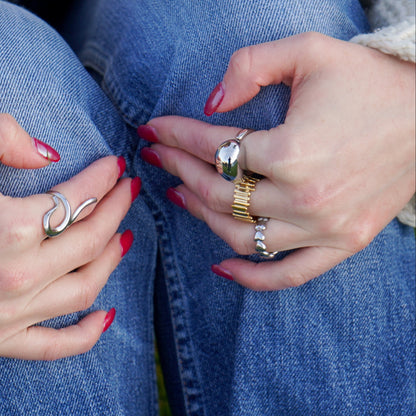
[0,1,414,415]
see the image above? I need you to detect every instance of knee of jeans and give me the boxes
[0,2,75,73]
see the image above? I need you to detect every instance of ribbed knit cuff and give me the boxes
[350,17,415,62]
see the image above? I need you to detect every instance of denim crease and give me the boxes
[0,1,415,415]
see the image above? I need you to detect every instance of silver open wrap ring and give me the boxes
[254,217,279,259]
[43,191,97,237]
[215,129,254,183]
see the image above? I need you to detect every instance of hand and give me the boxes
[0,114,140,359]
[138,32,415,291]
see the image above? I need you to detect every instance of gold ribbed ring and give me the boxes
[232,174,260,223]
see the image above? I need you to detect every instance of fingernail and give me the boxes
[32,138,61,162]
[102,308,116,333]
[211,264,233,281]
[131,177,141,202]
[120,229,134,257]
[140,147,163,168]
[137,124,159,143]
[117,156,126,178]
[204,82,224,116]
[166,188,187,210]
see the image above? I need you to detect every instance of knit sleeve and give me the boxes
[350,0,415,228]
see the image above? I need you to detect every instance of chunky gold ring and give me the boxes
[232,174,260,223]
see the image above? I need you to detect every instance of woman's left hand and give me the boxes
[138,33,415,291]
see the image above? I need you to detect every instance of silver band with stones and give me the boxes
[254,217,278,259]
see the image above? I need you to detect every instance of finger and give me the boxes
[215,246,349,291]
[0,310,111,360]
[206,32,334,114]
[150,144,295,220]
[0,113,60,169]
[28,231,132,324]
[141,117,282,180]
[172,185,314,255]
[38,177,133,280]
[139,116,241,164]
[14,155,125,244]
[148,143,234,212]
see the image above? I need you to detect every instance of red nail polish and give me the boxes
[117,156,126,178]
[140,147,163,168]
[32,138,61,162]
[137,125,159,143]
[211,264,233,281]
[120,229,134,257]
[166,188,187,210]
[102,308,116,333]
[204,82,224,116]
[131,177,141,202]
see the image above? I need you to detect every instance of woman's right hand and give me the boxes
[0,114,140,360]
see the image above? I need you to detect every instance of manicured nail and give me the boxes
[32,138,60,162]
[211,264,233,281]
[120,229,134,257]
[117,156,126,178]
[131,177,142,202]
[102,308,116,333]
[137,124,159,143]
[140,147,163,168]
[204,82,224,116]
[166,188,187,210]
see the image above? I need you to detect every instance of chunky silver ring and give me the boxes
[215,129,253,183]
[254,217,279,259]
[43,191,97,237]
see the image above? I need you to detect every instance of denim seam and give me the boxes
[153,211,206,416]
[80,43,153,128]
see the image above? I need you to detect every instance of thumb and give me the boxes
[204,32,328,116]
[0,113,60,169]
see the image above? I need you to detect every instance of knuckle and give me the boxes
[229,240,251,256]
[87,159,117,196]
[285,272,308,289]
[268,132,304,184]
[77,279,100,312]
[0,303,18,326]
[198,179,224,212]
[229,232,253,256]
[229,46,259,83]
[0,113,19,143]
[0,265,31,293]
[82,228,105,261]
[0,219,34,249]
[292,185,329,216]
[345,220,375,253]
[297,31,327,57]
[0,199,38,250]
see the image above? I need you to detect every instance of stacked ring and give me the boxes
[232,174,260,223]
[254,217,279,258]
[215,129,277,258]
[215,129,253,183]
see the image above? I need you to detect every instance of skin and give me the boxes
[141,33,415,291]
[0,114,134,360]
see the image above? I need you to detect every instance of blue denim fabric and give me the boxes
[0,1,414,415]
